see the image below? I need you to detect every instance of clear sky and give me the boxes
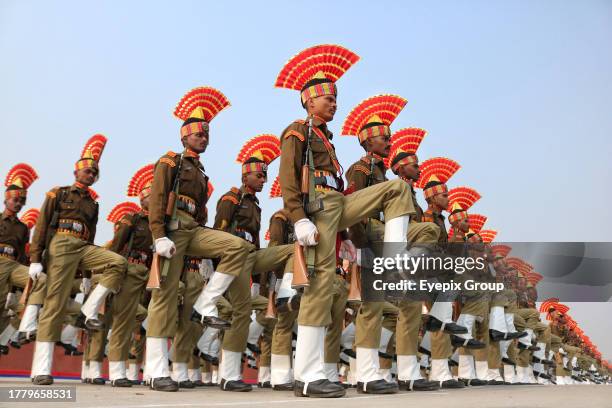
[1,1,611,359]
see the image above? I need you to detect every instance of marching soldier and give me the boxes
[275,44,415,397]
[268,207,300,390]
[342,94,408,394]
[30,135,128,385]
[415,161,468,388]
[387,129,443,391]
[1,164,46,344]
[146,87,251,392]
[211,135,294,391]
[106,165,155,387]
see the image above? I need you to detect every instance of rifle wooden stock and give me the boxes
[99,296,107,315]
[146,253,162,290]
[292,242,310,289]
[265,289,277,319]
[301,165,309,194]
[165,191,177,216]
[19,277,33,306]
[347,263,362,303]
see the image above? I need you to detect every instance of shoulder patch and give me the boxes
[166,151,178,158]
[273,212,287,221]
[221,195,239,205]
[284,130,305,142]
[354,164,371,175]
[46,191,57,199]
[230,187,240,194]
[360,156,373,164]
[159,157,176,167]
[293,119,306,125]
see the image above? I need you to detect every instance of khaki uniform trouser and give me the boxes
[299,179,414,327]
[395,300,422,355]
[218,296,233,322]
[271,309,298,356]
[222,244,293,353]
[256,310,277,367]
[173,269,206,363]
[269,276,348,360]
[147,212,250,338]
[324,275,348,364]
[379,303,399,369]
[354,220,389,350]
[85,311,112,363]
[38,234,127,342]
[107,262,149,362]
[458,299,490,360]
[516,308,539,330]
[129,327,146,365]
[395,220,439,356]
[0,257,47,306]
[488,341,502,369]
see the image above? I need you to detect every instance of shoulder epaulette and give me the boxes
[284,129,305,142]
[159,157,176,167]
[45,186,63,199]
[166,151,178,158]
[293,119,306,125]
[360,155,374,165]
[273,212,287,221]
[230,187,240,194]
[222,192,239,205]
[354,164,372,175]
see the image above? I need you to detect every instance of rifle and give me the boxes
[18,278,33,306]
[147,153,184,290]
[292,116,322,289]
[265,273,277,319]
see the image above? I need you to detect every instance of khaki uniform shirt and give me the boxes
[30,184,99,263]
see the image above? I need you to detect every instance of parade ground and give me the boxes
[0,378,610,408]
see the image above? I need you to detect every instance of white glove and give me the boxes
[294,218,319,246]
[28,263,44,280]
[155,237,176,258]
[250,283,260,298]
[80,278,91,295]
[339,239,357,262]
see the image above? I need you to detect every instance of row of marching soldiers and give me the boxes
[1,43,609,397]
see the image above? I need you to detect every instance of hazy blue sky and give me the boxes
[1,1,610,359]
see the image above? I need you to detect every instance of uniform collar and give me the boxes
[184,148,200,160]
[240,185,259,203]
[1,211,17,221]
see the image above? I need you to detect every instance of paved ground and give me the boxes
[0,378,610,408]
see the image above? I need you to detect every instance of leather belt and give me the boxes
[185,258,202,273]
[127,249,150,265]
[313,170,342,192]
[235,228,255,244]
[0,244,16,260]
[177,195,197,216]
[57,219,89,240]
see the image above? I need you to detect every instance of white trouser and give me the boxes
[356,347,382,383]
[294,325,326,383]
[31,341,54,377]
[397,355,422,381]
[489,306,507,333]
[145,337,169,378]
